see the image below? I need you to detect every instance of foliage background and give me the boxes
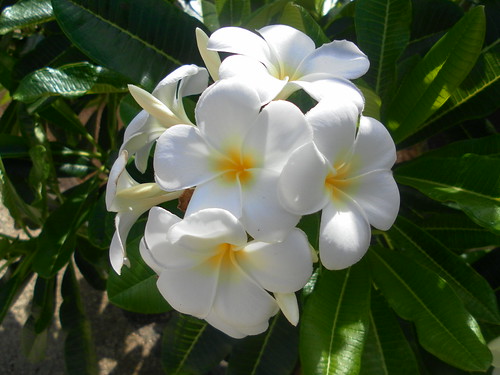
[0,0,498,374]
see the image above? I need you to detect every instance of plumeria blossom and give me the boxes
[106,150,183,274]
[121,64,209,172]
[278,99,399,270]
[139,207,313,338]
[207,24,369,106]
[153,78,312,241]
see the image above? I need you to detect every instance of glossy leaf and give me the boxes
[407,41,500,144]
[355,0,412,98]
[162,313,234,375]
[387,216,500,324]
[227,313,298,375]
[300,261,371,375]
[52,0,206,89]
[395,153,500,234]
[33,177,98,278]
[386,6,486,143]
[360,290,419,375]
[13,62,128,102]
[369,246,492,371]
[60,263,98,375]
[107,231,172,314]
[0,0,54,35]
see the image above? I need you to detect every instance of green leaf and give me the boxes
[60,263,98,375]
[107,231,172,314]
[0,258,34,324]
[0,0,54,35]
[243,0,289,30]
[279,2,329,45]
[368,246,492,371]
[360,290,419,375]
[300,261,371,375]
[354,0,412,98]
[21,316,49,363]
[52,0,206,89]
[227,313,298,375]
[395,153,500,234]
[0,135,29,158]
[216,0,251,26]
[387,216,500,324]
[37,99,91,139]
[419,133,500,158]
[33,177,98,278]
[162,313,234,375]
[406,41,500,145]
[13,62,128,102]
[386,6,486,143]
[411,211,500,253]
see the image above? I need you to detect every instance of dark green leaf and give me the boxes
[300,261,371,375]
[13,62,128,102]
[0,135,29,158]
[387,216,500,324]
[33,177,98,278]
[368,246,492,371]
[21,316,49,363]
[0,0,54,34]
[38,99,91,139]
[395,154,500,234]
[278,2,329,45]
[0,258,34,324]
[52,0,206,89]
[60,263,98,375]
[107,232,172,314]
[355,0,412,98]
[87,193,115,250]
[360,290,419,375]
[227,313,298,375]
[162,313,234,375]
[409,0,463,42]
[386,6,486,143]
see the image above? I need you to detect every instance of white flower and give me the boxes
[207,24,369,106]
[278,99,399,270]
[489,336,500,374]
[106,150,182,274]
[153,78,312,241]
[140,207,313,338]
[121,65,209,172]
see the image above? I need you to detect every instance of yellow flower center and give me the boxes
[208,242,237,270]
[324,163,351,200]
[215,149,254,185]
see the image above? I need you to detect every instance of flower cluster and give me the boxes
[106,24,400,338]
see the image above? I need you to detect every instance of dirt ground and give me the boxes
[0,200,166,375]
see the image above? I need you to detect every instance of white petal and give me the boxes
[349,116,397,176]
[236,229,313,293]
[344,170,400,230]
[243,100,312,172]
[154,125,216,190]
[128,85,180,127]
[211,263,279,329]
[274,293,299,326]
[306,98,359,166]
[218,55,287,103]
[278,142,330,215]
[143,206,181,250]
[109,209,146,274]
[295,77,365,109]
[195,79,261,152]
[259,24,315,76]
[185,177,243,219]
[169,208,247,252]
[106,150,131,211]
[241,169,301,242]
[196,28,221,81]
[297,40,369,79]
[139,237,163,275]
[156,261,219,318]
[207,26,275,68]
[205,309,269,338]
[319,193,371,270]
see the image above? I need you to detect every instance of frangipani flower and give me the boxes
[153,78,312,241]
[207,24,369,106]
[106,150,182,274]
[121,64,209,172]
[278,99,399,270]
[140,207,313,338]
